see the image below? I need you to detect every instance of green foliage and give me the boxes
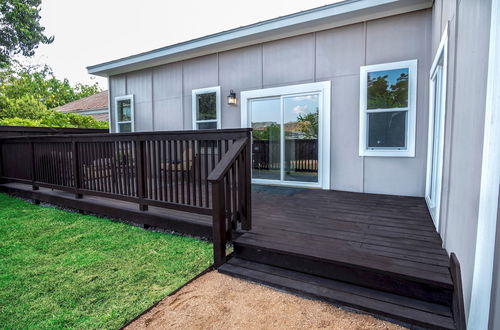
[0,62,101,109]
[253,122,280,141]
[367,72,408,109]
[0,0,54,67]
[0,193,213,329]
[296,111,318,139]
[0,62,108,129]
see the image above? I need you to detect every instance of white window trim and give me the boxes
[191,86,221,130]
[240,81,331,190]
[359,59,418,157]
[425,24,448,231]
[114,95,134,133]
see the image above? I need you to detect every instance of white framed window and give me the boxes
[192,86,221,130]
[115,95,134,133]
[359,60,418,157]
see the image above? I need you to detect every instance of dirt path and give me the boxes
[126,271,405,330]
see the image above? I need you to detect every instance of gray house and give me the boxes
[86,0,499,328]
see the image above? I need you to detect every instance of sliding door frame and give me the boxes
[241,81,331,189]
[425,25,448,231]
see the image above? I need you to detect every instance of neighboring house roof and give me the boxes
[87,0,432,77]
[56,91,109,122]
[57,91,108,113]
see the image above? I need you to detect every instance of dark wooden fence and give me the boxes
[0,126,108,138]
[252,139,318,173]
[0,128,252,266]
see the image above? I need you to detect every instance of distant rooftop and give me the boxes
[56,91,108,113]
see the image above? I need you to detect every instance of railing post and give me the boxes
[72,141,82,199]
[212,179,226,267]
[135,139,148,211]
[30,141,39,190]
[242,133,252,230]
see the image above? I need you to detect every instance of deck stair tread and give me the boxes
[219,257,456,330]
[235,229,453,288]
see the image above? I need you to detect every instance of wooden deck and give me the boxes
[0,182,459,329]
[226,185,457,329]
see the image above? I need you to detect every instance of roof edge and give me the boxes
[87,0,432,77]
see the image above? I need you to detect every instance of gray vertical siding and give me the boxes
[152,63,183,131]
[218,45,263,129]
[363,11,431,196]
[108,9,432,197]
[431,0,492,320]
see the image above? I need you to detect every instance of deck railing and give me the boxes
[252,139,318,173]
[0,128,252,265]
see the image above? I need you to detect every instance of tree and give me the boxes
[252,123,280,141]
[0,0,54,67]
[367,72,408,109]
[296,111,318,139]
[0,62,107,129]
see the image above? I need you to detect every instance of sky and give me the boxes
[27,0,344,90]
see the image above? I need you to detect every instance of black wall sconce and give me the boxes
[227,89,237,105]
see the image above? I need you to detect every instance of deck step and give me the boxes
[219,257,456,330]
[233,235,453,306]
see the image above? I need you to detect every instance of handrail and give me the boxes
[208,133,251,267]
[207,137,248,183]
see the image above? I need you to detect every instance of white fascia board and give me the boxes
[87,0,431,77]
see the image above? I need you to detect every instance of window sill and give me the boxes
[359,149,415,157]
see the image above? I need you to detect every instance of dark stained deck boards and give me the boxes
[243,186,452,289]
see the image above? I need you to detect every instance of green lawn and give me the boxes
[0,193,213,329]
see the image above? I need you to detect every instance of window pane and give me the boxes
[196,92,216,120]
[250,98,281,181]
[197,121,217,130]
[367,68,409,109]
[118,122,132,133]
[283,94,319,183]
[368,111,406,149]
[117,99,131,121]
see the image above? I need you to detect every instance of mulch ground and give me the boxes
[125,271,406,330]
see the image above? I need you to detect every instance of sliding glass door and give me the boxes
[249,92,320,186]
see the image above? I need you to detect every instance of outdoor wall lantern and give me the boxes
[227,89,237,105]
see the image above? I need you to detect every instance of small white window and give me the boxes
[192,86,221,130]
[115,95,134,133]
[359,60,417,157]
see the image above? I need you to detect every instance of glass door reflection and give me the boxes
[283,94,319,183]
[250,98,281,181]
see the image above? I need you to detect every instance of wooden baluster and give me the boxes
[242,138,252,231]
[73,141,82,199]
[231,162,237,227]
[191,140,196,205]
[180,140,185,204]
[186,140,191,205]
[130,141,136,197]
[173,140,179,204]
[198,140,203,206]
[205,141,209,207]
[135,139,148,211]
[30,141,39,190]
